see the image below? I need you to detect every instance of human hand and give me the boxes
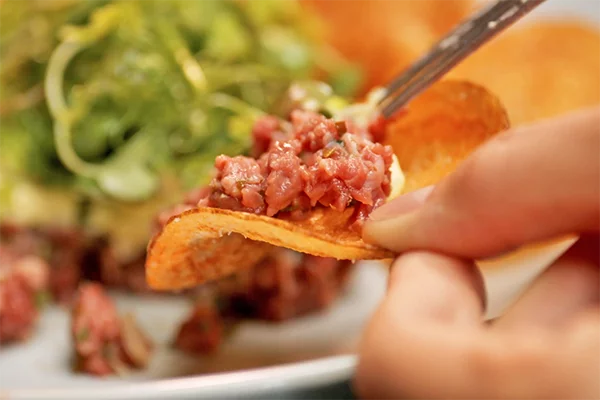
[355,107,600,399]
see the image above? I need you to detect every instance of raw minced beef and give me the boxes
[173,302,226,355]
[215,248,354,321]
[0,222,156,305]
[0,223,83,303]
[0,249,50,344]
[71,283,154,376]
[174,247,355,355]
[155,110,394,233]
[200,110,393,228]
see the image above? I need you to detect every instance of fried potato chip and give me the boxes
[385,80,510,193]
[302,0,474,92]
[146,212,274,290]
[146,206,394,290]
[146,79,509,290]
[448,21,600,125]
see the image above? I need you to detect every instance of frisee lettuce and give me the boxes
[0,0,362,256]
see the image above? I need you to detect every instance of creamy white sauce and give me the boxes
[387,155,405,200]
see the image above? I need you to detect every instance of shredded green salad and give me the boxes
[0,0,361,216]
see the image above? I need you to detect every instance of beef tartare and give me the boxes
[71,283,153,376]
[156,110,394,234]
[203,110,394,230]
[0,249,49,343]
[174,247,354,355]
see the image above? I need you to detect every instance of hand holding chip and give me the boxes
[356,107,600,399]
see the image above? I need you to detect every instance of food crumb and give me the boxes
[71,283,154,376]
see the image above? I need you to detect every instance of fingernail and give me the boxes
[370,185,435,221]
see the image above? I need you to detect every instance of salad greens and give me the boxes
[0,0,362,207]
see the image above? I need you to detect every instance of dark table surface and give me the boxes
[237,379,356,400]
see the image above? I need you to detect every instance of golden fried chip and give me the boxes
[146,79,510,291]
[302,0,474,91]
[385,80,510,193]
[146,212,274,290]
[448,21,600,124]
[146,207,394,290]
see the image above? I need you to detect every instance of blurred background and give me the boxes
[2,0,598,295]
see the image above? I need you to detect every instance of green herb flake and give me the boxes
[281,204,298,213]
[76,327,90,343]
[318,108,333,119]
[34,290,51,310]
[236,180,248,190]
[323,146,337,158]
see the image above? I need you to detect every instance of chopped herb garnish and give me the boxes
[322,137,346,158]
[323,146,337,158]
[77,197,92,226]
[236,180,247,190]
[318,108,333,118]
[76,327,90,342]
[34,290,51,310]
[101,343,112,359]
[281,204,299,213]
[39,243,54,261]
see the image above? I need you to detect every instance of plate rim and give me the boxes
[3,354,357,400]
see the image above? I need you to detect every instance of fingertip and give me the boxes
[362,211,420,252]
[370,185,435,221]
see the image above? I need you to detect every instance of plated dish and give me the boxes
[0,0,598,398]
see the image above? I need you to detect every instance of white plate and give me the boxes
[0,1,596,398]
[0,264,385,399]
[0,235,575,400]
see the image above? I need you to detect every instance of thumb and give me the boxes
[364,106,600,259]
